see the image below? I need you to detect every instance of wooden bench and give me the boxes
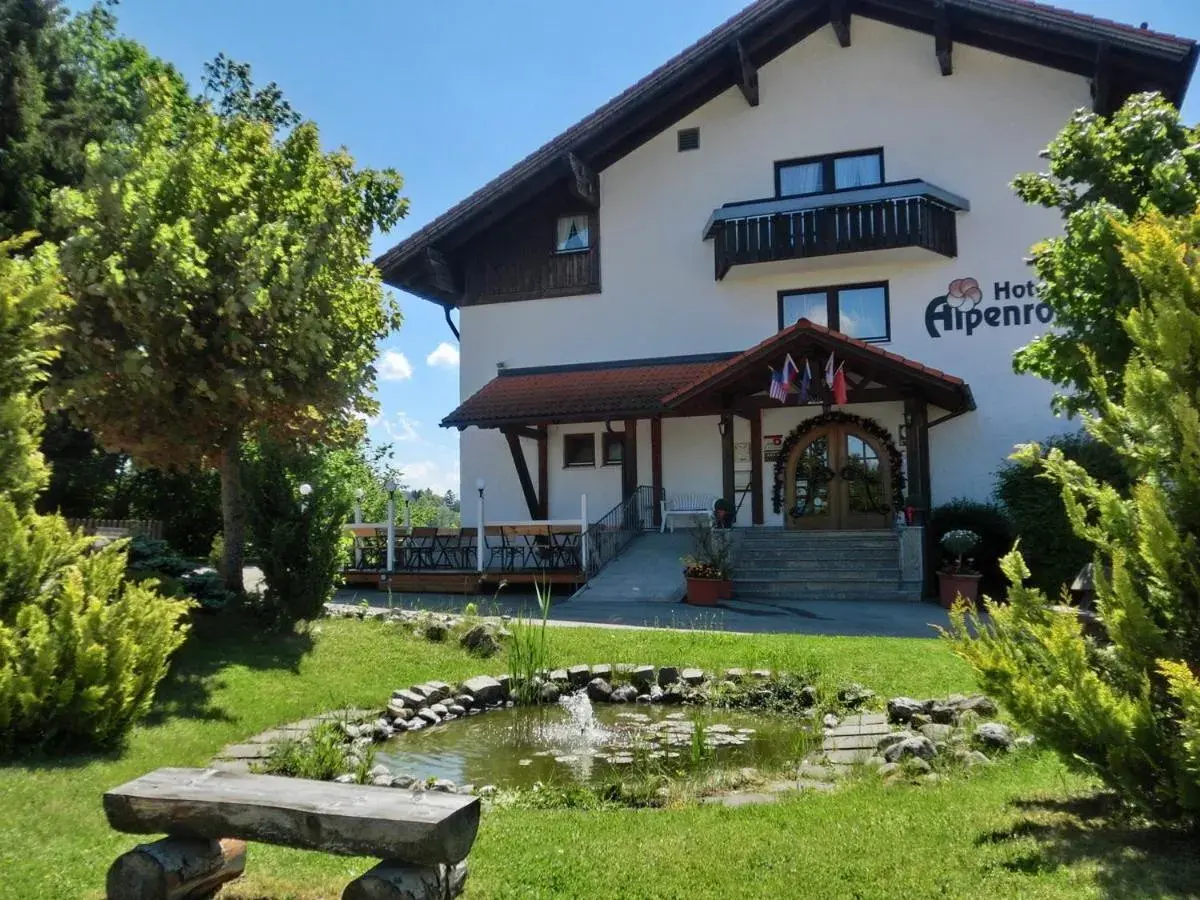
[660,493,716,533]
[103,767,480,900]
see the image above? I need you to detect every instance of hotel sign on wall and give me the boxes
[764,434,783,461]
[925,277,1053,338]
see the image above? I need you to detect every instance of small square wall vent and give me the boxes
[677,127,700,152]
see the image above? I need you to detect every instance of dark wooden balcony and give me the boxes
[704,180,968,280]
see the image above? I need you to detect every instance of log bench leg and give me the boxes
[343,860,468,900]
[107,837,246,900]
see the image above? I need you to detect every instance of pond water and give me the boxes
[375,692,813,789]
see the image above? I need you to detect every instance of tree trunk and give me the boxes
[219,432,246,594]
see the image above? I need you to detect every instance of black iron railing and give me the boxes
[709,184,963,280]
[585,485,659,578]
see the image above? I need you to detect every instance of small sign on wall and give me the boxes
[764,434,783,461]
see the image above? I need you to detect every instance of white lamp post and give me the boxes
[383,478,398,573]
[475,478,486,573]
[298,482,313,512]
[353,488,365,567]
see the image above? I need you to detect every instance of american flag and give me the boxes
[768,368,789,402]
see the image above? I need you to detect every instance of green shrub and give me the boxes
[929,499,1013,598]
[258,721,371,782]
[994,431,1131,596]
[243,440,352,625]
[0,503,191,754]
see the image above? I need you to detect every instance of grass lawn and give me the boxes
[1,614,1196,899]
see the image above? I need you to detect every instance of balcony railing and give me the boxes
[704,180,968,280]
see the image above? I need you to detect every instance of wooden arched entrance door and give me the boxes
[784,424,893,530]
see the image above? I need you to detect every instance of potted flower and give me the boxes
[938,529,982,609]
[682,523,733,605]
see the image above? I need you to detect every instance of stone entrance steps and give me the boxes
[731,529,918,602]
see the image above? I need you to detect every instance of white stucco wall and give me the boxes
[457,17,1089,522]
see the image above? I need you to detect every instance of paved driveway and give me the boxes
[333,583,951,639]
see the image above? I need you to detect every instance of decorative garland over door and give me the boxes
[771,411,906,515]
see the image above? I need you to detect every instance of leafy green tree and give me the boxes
[53,81,407,592]
[0,0,186,238]
[1012,93,1200,415]
[948,208,1200,825]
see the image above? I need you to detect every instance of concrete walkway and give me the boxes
[571,531,690,604]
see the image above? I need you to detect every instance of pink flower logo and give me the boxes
[945,278,983,310]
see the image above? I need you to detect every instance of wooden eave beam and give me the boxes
[423,247,458,296]
[1091,41,1111,114]
[733,40,760,107]
[830,0,851,48]
[564,152,599,208]
[507,426,543,443]
[503,429,540,520]
[934,1,953,76]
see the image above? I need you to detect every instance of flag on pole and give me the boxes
[824,352,836,388]
[768,368,789,403]
[832,363,849,406]
[781,354,800,400]
[797,358,812,402]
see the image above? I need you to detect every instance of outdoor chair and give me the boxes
[406,527,439,570]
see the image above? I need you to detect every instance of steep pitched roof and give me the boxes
[377,0,1196,304]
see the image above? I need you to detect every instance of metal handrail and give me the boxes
[585,485,659,577]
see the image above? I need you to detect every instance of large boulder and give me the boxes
[956,695,999,717]
[973,723,1014,752]
[567,665,592,688]
[882,736,937,763]
[657,666,680,688]
[886,697,923,724]
[460,624,501,658]
[538,682,561,704]
[586,678,613,702]
[460,675,504,706]
[681,668,706,686]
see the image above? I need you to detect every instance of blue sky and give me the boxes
[75,0,1200,494]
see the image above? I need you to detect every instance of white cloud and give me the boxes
[377,350,413,381]
[378,412,419,443]
[397,457,460,495]
[426,342,460,369]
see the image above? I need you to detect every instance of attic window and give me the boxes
[555,214,590,254]
[677,128,700,152]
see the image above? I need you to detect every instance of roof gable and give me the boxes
[378,0,1196,305]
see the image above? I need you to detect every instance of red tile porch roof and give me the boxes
[441,355,734,429]
[443,322,972,429]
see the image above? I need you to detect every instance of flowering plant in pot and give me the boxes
[682,523,733,605]
[938,529,982,609]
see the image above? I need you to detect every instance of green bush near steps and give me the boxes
[929,499,1013,599]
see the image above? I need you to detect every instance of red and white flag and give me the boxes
[832,363,849,406]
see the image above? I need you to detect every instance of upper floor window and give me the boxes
[779,282,890,343]
[775,149,884,198]
[602,432,624,466]
[556,214,591,253]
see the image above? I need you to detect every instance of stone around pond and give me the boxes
[610,685,639,704]
[461,676,503,706]
[591,664,613,679]
[681,668,705,686]
[567,665,591,687]
[587,678,612,702]
[882,736,937,763]
[887,697,923,724]
[538,683,561,704]
[657,666,680,687]
[974,723,1014,751]
[919,723,955,742]
[392,689,426,709]
[631,665,656,689]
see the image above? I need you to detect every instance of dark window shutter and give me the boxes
[677,128,700,152]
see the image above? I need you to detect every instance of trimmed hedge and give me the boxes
[994,432,1131,596]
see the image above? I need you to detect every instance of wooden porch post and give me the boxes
[749,409,764,525]
[903,395,930,516]
[721,412,735,506]
[621,418,638,502]
[536,427,549,520]
[651,416,663,529]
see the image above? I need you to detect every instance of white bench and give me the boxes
[660,493,716,533]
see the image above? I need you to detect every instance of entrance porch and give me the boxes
[434,319,974,595]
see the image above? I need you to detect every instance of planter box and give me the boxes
[938,572,981,609]
[685,576,731,606]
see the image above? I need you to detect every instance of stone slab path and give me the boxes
[212,708,375,773]
[820,713,891,768]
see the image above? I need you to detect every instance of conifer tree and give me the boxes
[948,208,1200,824]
